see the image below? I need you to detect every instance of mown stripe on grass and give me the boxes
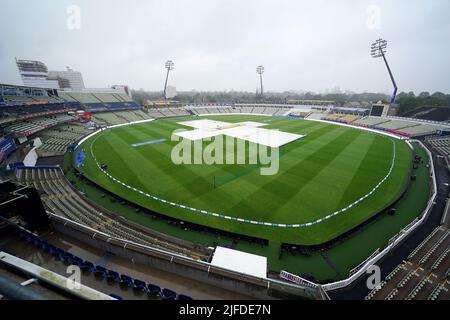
[227,127,362,221]
[82,116,400,231]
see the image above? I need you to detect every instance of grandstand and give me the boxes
[288,110,312,118]
[305,110,330,120]
[352,116,390,126]
[91,110,153,126]
[400,124,446,136]
[55,90,140,112]
[4,114,76,137]
[187,104,295,116]
[426,136,450,157]
[92,112,123,126]
[15,167,210,260]
[145,107,190,119]
[321,113,362,123]
[0,87,79,127]
[366,226,450,300]
[35,124,92,155]
[350,116,450,137]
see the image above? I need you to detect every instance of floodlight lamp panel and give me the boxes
[165,60,175,70]
[256,65,264,74]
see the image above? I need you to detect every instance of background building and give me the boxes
[16,59,85,90]
[48,67,85,90]
[15,59,59,89]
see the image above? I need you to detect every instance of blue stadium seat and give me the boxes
[71,256,84,267]
[106,270,120,283]
[119,275,134,288]
[147,284,161,296]
[133,279,147,292]
[178,294,193,301]
[94,265,107,278]
[161,288,177,300]
[80,261,95,272]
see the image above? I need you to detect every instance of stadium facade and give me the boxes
[48,67,85,90]
[15,59,59,89]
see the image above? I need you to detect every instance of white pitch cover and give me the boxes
[175,119,304,148]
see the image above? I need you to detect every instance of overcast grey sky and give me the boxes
[0,0,449,93]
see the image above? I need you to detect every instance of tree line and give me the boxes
[396,92,450,115]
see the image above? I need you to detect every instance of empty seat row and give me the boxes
[408,227,441,260]
[16,168,205,260]
[18,230,193,301]
[419,231,450,265]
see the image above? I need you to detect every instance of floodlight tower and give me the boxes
[163,60,175,100]
[256,65,264,99]
[371,38,398,104]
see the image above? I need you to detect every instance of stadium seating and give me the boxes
[147,284,161,296]
[187,105,295,116]
[426,137,450,157]
[306,111,330,120]
[113,111,142,122]
[146,105,426,136]
[366,226,450,300]
[289,110,312,118]
[133,109,153,120]
[399,124,441,136]
[90,110,154,126]
[353,116,390,126]
[162,288,177,300]
[321,113,362,124]
[63,92,102,104]
[35,124,90,154]
[4,114,77,136]
[15,167,210,261]
[92,93,121,103]
[143,108,190,119]
[350,116,449,137]
[418,230,449,265]
[93,112,123,125]
[428,283,447,300]
[55,91,140,112]
[16,228,190,300]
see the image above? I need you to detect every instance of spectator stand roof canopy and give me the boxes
[211,246,267,278]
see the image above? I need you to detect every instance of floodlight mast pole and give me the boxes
[163,60,174,100]
[381,53,398,104]
[371,39,398,104]
[256,65,264,99]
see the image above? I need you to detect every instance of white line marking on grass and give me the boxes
[87,121,397,228]
[131,138,167,147]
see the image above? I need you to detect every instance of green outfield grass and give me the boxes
[76,115,413,245]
